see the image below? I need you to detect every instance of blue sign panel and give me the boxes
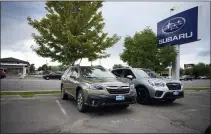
[157,6,198,47]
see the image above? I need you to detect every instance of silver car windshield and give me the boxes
[134,69,161,78]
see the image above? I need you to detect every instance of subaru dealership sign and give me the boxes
[157,6,198,47]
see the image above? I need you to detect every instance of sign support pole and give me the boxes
[170,7,180,81]
[172,45,180,80]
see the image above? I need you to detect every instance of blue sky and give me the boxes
[1,2,210,69]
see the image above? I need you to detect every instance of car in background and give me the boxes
[112,68,184,104]
[61,65,136,112]
[180,75,193,81]
[0,70,6,79]
[199,76,208,79]
[43,72,63,80]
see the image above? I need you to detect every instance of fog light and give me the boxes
[155,91,163,97]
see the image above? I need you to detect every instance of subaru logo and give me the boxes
[162,17,186,34]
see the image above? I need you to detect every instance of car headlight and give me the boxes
[88,84,104,90]
[148,80,165,87]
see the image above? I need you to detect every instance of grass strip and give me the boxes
[0,91,61,98]
[184,88,210,91]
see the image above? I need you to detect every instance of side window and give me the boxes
[63,68,70,75]
[123,69,135,78]
[66,68,73,77]
[112,69,123,77]
[71,67,79,78]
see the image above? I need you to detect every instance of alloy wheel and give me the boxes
[77,93,83,110]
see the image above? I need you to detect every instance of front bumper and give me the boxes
[85,93,137,107]
[162,91,184,99]
[154,91,184,100]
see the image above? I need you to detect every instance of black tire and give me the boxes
[61,85,68,100]
[45,77,50,80]
[77,90,87,112]
[166,98,176,103]
[136,87,151,105]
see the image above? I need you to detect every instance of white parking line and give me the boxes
[56,100,67,115]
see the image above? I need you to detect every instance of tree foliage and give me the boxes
[120,27,177,72]
[180,68,184,76]
[183,62,211,77]
[27,1,120,66]
[112,64,125,69]
[37,67,42,71]
[29,64,35,73]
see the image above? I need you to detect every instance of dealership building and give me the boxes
[0,57,30,75]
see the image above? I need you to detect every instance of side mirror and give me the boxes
[70,75,78,80]
[127,75,133,80]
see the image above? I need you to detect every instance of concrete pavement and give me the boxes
[1,92,210,133]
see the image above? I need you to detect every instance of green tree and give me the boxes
[180,68,184,76]
[48,66,52,70]
[28,1,120,66]
[29,64,35,73]
[184,68,193,75]
[58,64,69,71]
[192,62,210,77]
[37,66,42,71]
[41,64,48,71]
[120,27,176,72]
[112,64,125,69]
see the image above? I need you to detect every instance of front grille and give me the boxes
[166,83,181,90]
[106,86,130,94]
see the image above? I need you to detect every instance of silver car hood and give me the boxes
[147,78,181,84]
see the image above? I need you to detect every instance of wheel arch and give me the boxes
[135,84,148,91]
[76,86,83,97]
[135,84,152,97]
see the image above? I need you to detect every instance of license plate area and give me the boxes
[173,91,179,95]
[116,95,125,101]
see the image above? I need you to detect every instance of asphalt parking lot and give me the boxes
[1,92,210,133]
[1,78,210,91]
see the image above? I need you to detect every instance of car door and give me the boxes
[62,68,70,89]
[64,68,74,95]
[68,67,80,97]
